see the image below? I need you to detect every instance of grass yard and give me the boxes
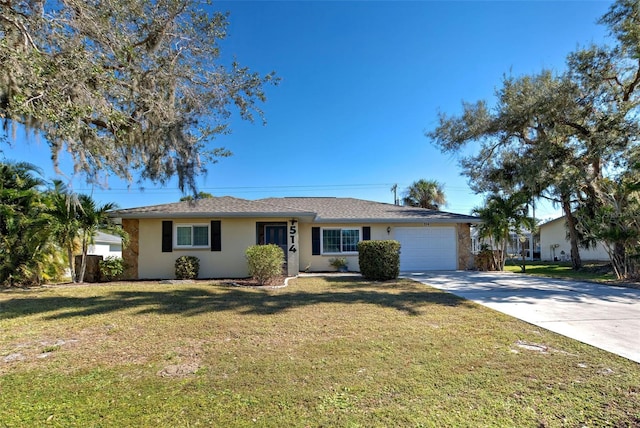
[503,260,619,283]
[1,277,638,427]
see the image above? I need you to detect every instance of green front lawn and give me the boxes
[503,260,618,282]
[1,277,638,427]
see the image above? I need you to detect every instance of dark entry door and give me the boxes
[264,225,288,263]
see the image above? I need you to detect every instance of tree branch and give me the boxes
[560,120,591,137]
[622,59,640,102]
[0,14,41,52]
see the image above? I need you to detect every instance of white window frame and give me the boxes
[174,223,209,249]
[321,227,360,255]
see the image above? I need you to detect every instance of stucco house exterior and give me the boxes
[111,196,481,279]
[539,216,609,262]
[87,231,123,259]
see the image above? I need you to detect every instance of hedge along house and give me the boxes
[111,196,481,279]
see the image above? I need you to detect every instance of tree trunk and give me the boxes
[499,240,507,271]
[561,196,582,270]
[614,242,627,279]
[67,246,76,283]
[78,255,87,283]
[489,237,500,271]
[491,250,500,271]
[78,237,88,283]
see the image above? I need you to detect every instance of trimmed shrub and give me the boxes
[175,256,200,280]
[245,244,284,285]
[99,256,126,282]
[357,240,401,281]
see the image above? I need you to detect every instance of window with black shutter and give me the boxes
[162,221,173,252]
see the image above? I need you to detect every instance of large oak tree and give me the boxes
[428,0,640,276]
[1,0,277,193]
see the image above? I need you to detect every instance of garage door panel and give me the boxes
[395,227,457,271]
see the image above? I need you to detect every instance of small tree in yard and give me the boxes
[48,180,82,283]
[472,192,533,271]
[76,195,127,283]
[246,244,284,285]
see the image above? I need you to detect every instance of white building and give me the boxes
[471,228,539,261]
[88,232,122,259]
[538,216,609,262]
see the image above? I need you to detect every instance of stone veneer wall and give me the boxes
[457,223,474,270]
[122,219,139,279]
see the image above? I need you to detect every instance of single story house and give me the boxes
[111,196,481,279]
[539,216,609,262]
[88,231,123,259]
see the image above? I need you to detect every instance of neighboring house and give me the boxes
[538,216,609,262]
[471,228,540,261]
[87,231,122,259]
[111,196,481,279]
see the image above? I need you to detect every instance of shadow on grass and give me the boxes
[0,279,474,320]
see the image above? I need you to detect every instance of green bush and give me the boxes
[99,256,126,282]
[357,240,401,281]
[328,257,348,271]
[245,244,284,285]
[175,256,200,280]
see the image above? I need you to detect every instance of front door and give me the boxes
[264,225,288,269]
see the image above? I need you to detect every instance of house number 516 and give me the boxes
[289,220,297,253]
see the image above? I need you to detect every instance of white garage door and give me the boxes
[395,227,457,271]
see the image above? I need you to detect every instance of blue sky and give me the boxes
[1,1,614,221]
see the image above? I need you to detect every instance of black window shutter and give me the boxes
[362,226,371,241]
[162,221,173,252]
[312,227,321,255]
[211,220,221,251]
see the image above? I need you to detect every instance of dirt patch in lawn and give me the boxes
[223,276,288,288]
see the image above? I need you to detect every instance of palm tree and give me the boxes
[0,162,53,285]
[75,194,126,283]
[48,180,82,282]
[402,179,447,210]
[472,192,534,271]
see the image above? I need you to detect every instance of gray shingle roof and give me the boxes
[111,196,479,224]
[94,231,122,244]
[111,196,315,219]
[259,197,480,224]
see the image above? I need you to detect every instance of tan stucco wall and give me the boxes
[137,217,293,279]
[298,223,400,272]
[539,218,610,262]
[133,218,476,278]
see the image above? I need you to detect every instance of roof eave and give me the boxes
[315,218,482,224]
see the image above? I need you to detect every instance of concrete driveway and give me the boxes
[402,271,640,364]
